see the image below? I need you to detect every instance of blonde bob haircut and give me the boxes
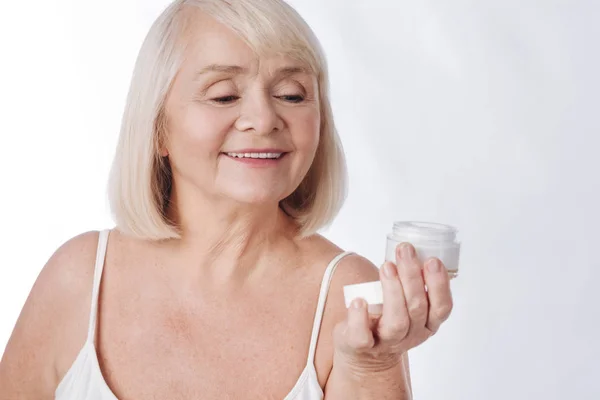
[108,0,347,240]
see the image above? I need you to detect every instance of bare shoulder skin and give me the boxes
[1,228,404,399]
[0,231,100,399]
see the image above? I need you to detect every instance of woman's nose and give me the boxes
[234,91,283,135]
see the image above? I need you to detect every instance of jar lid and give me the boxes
[343,280,383,308]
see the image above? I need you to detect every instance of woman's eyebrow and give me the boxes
[194,64,311,79]
[274,66,311,77]
[194,64,247,78]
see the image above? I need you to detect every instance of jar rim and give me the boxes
[391,221,458,242]
[393,221,457,232]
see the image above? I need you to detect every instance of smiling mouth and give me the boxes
[223,152,285,159]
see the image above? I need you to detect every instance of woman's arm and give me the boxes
[0,232,98,399]
[325,351,412,399]
[321,255,412,399]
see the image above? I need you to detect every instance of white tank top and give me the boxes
[55,229,353,400]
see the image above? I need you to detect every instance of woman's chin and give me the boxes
[222,189,288,208]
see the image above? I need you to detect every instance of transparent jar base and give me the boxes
[448,269,459,279]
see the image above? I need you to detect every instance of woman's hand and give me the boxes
[332,242,454,378]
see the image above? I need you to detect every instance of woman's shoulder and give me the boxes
[0,230,103,396]
[40,230,103,300]
[15,229,102,327]
[36,230,105,347]
[299,234,380,384]
[21,229,103,341]
[302,233,380,285]
[301,234,380,316]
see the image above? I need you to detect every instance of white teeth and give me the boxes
[226,152,283,159]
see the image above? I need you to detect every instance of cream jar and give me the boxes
[386,221,461,278]
[343,221,460,310]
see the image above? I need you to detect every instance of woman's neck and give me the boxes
[161,189,297,285]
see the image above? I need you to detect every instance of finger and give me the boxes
[396,243,429,331]
[344,298,375,352]
[378,261,410,341]
[423,258,453,333]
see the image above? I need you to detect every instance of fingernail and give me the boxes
[351,298,366,309]
[401,243,414,259]
[427,258,441,272]
[383,262,397,278]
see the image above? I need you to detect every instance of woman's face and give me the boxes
[163,12,320,207]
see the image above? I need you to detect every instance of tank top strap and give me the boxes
[306,251,354,365]
[86,229,110,343]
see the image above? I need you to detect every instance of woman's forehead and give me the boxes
[181,43,315,80]
[178,8,317,76]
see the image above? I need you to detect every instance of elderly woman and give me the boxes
[0,0,453,399]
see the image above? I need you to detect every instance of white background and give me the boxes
[1,0,599,398]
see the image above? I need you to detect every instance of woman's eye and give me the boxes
[212,95,239,104]
[277,94,305,103]
[210,94,305,104]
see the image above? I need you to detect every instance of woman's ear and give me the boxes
[157,136,169,157]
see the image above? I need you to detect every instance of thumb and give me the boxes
[334,298,375,354]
